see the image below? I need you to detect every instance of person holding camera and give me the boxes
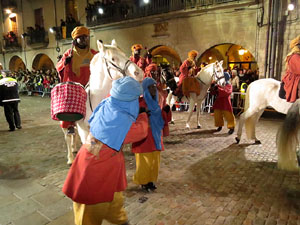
[56,26,97,134]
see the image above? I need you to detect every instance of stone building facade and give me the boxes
[0,0,298,79]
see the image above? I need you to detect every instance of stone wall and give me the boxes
[0,0,299,79]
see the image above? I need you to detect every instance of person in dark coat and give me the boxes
[0,71,22,131]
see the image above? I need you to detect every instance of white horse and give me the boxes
[276,99,300,172]
[166,61,225,129]
[63,40,144,164]
[235,78,292,144]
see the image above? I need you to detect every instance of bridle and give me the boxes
[212,63,225,84]
[87,54,135,112]
[104,57,133,79]
[196,62,224,86]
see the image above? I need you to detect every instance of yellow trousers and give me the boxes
[133,151,161,185]
[214,109,235,129]
[73,192,128,225]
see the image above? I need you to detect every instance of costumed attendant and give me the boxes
[281,35,300,102]
[130,44,152,71]
[56,26,97,134]
[210,72,235,135]
[144,64,172,135]
[174,50,198,98]
[63,77,149,225]
[132,77,169,192]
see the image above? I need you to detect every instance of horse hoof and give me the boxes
[197,125,201,129]
[170,121,175,125]
[255,140,261,145]
[235,137,240,144]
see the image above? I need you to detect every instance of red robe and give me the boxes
[211,84,233,112]
[132,98,170,153]
[56,48,98,86]
[130,55,152,71]
[56,48,97,128]
[62,113,148,204]
[282,53,300,102]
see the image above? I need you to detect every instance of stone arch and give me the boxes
[149,45,181,68]
[198,43,258,70]
[9,56,26,72]
[32,53,55,71]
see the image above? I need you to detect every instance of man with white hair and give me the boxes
[0,71,22,131]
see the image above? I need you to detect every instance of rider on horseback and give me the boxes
[129,44,152,71]
[174,50,199,99]
[281,35,300,103]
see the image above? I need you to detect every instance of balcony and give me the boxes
[25,29,49,48]
[3,32,21,52]
[86,0,255,27]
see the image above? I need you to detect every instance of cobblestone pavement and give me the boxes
[0,96,300,225]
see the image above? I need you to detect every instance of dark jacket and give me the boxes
[0,77,20,105]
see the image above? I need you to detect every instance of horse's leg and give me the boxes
[186,94,196,128]
[62,127,75,165]
[76,120,89,144]
[166,92,175,124]
[196,99,202,129]
[249,109,264,144]
[235,108,260,144]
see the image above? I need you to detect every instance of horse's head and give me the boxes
[160,64,177,92]
[197,60,225,86]
[212,60,226,86]
[97,40,144,82]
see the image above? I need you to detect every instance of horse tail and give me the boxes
[276,100,300,171]
[244,84,256,139]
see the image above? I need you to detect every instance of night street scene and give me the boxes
[0,0,300,225]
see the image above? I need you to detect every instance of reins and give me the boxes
[87,56,133,113]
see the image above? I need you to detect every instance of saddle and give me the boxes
[182,77,201,97]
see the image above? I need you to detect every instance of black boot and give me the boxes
[216,127,222,132]
[148,182,157,190]
[228,128,234,135]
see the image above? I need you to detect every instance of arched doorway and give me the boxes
[9,56,25,71]
[32,54,54,71]
[149,45,181,68]
[199,43,258,71]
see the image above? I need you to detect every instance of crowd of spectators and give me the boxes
[26,25,46,44]
[5,69,60,97]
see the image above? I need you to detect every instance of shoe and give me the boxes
[16,126,22,129]
[216,127,222,132]
[141,184,151,192]
[228,128,234,135]
[67,126,75,135]
[148,182,157,190]
[9,128,15,132]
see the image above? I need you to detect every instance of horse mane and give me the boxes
[103,44,126,57]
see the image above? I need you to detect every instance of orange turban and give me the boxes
[131,44,143,52]
[188,50,198,58]
[71,26,90,39]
